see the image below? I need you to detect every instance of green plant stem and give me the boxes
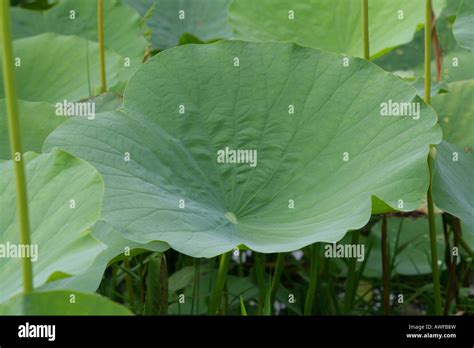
[207,252,231,315]
[361,0,370,60]
[98,0,107,93]
[430,8,442,82]
[424,0,442,316]
[255,253,266,315]
[0,0,34,294]
[424,0,432,106]
[444,218,459,314]
[270,253,285,305]
[442,214,451,272]
[124,259,134,310]
[304,243,320,315]
[381,215,389,315]
[191,258,200,315]
[238,251,244,277]
[343,231,360,314]
[239,296,248,316]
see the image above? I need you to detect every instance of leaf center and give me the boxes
[224,212,238,224]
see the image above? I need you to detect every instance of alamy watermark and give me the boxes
[217,146,257,167]
[0,242,38,262]
[55,99,95,120]
[324,242,365,262]
[18,322,55,341]
[380,99,420,120]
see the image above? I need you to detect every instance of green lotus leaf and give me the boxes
[443,0,463,19]
[409,78,449,98]
[0,290,132,315]
[123,0,233,50]
[431,80,474,233]
[0,100,64,159]
[11,0,146,76]
[431,80,474,150]
[229,0,445,59]
[0,92,125,161]
[375,12,474,83]
[44,41,441,257]
[92,92,124,114]
[0,33,125,103]
[0,150,105,302]
[453,0,474,53]
[40,221,169,293]
[433,141,474,233]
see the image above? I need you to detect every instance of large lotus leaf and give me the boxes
[431,81,474,233]
[454,0,474,53]
[123,0,233,50]
[229,0,445,59]
[0,150,105,302]
[0,100,64,160]
[0,33,124,103]
[431,80,474,150]
[40,221,169,293]
[375,12,474,83]
[433,141,474,233]
[0,290,131,315]
[44,41,441,257]
[11,0,146,71]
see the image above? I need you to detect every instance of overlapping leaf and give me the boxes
[431,80,474,233]
[11,0,146,77]
[0,150,105,302]
[124,0,233,50]
[41,222,169,293]
[44,41,441,257]
[0,101,64,159]
[453,0,474,53]
[375,9,474,83]
[0,290,131,315]
[0,33,125,103]
[432,79,474,150]
[229,0,445,59]
[433,142,474,233]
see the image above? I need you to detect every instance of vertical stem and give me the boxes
[361,0,370,60]
[191,258,200,315]
[304,243,320,315]
[255,253,266,315]
[424,0,432,105]
[207,252,231,315]
[0,0,34,294]
[425,0,442,316]
[223,283,229,315]
[442,214,451,272]
[431,8,442,82]
[98,0,107,93]
[444,218,460,314]
[139,256,147,306]
[343,231,360,313]
[124,259,134,311]
[381,215,390,315]
[238,251,244,277]
[270,253,285,305]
